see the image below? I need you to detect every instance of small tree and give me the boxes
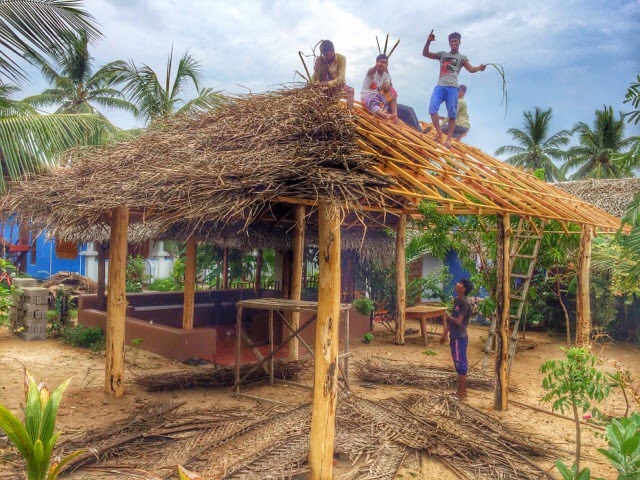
[125,254,151,292]
[541,348,612,471]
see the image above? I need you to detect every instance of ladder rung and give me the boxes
[509,314,519,318]
[510,295,525,301]
[513,254,536,259]
[514,234,540,239]
[512,274,530,279]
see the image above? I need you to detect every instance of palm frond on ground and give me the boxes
[562,106,637,180]
[495,107,569,182]
[0,0,100,83]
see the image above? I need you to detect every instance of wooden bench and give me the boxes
[405,305,447,347]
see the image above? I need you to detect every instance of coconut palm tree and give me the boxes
[495,107,570,182]
[0,0,100,84]
[23,30,137,118]
[108,47,225,124]
[0,83,117,192]
[562,106,637,180]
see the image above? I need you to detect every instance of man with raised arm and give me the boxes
[423,31,485,148]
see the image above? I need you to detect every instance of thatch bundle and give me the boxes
[2,87,393,240]
[42,272,97,295]
[555,178,640,219]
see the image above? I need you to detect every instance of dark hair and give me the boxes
[449,32,461,41]
[459,84,467,94]
[460,278,474,295]
[320,40,334,54]
[376,53,388,62]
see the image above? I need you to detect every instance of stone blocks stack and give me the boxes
[10,279,49,341]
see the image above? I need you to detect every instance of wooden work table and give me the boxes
[405,305,447,347]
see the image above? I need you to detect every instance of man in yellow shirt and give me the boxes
[441,84,470,139]
[311,40,354,109]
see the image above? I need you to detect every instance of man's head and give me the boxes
[458,84,467,98]
[448,32,461,53]
[456,278,474,297]
[375,54,389,73]
[320,40,336,63]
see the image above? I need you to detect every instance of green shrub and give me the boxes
[598,413,640,479]
[352,297,375,316]
[363,332,374,344]
[147,278,180,291]
[62,325,105,350]
[126,254,151,292]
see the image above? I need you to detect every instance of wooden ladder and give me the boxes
[481,217,544,372]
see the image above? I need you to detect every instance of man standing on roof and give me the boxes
[423,31,485,148]
[441,84,470,139]
[360,54,398,123]
[312,40,355,110]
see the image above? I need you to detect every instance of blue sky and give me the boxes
[19,0,640,157]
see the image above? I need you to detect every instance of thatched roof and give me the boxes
[1,87,624,245]
[555,178,640,219]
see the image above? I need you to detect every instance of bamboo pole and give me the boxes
[182,237,197,330]
[105,206,129,398]
[309,201,341,480]
[576,224,593,347]
[254,249,263,298]
[96,241,107,311]
[289,205,305,360]
[222,248,229,289]
[494,213,510,411]
[395,214,407,345]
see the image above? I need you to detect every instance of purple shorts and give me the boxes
[362,87,398,113]
[429,85,459,119]
[450,336,468,375]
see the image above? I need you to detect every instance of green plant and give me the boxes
[0,370,84,480]
[147,278,180,292]
[555,461,593,480]
[131,338,143,348]
[598,413,640,479]
[62,324,105,350]
[126,254,151,292]
[352,297,375,317]
[541,348,612,471]
[363,332,374,344]
[0,258,16,326]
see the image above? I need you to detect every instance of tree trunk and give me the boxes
[309,201,341,480]
[576,225,593,347]
[494,213,510,411]
[105,207,129,397]
[182,237,197,330]
[395,214,406,345]
[289,205,305,360]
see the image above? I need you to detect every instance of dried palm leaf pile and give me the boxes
[6,391,558,480]
[42,272,97,295]
[353,357,500,391]
[135,359,310,391]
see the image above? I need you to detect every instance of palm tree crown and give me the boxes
[0,0,100,83]
[562,106,637,180]
[495,107,570,182]
[108,47,224,124]
[23,30,137,118]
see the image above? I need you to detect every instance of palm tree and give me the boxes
[0,0,100,84]
[108,47,225,124]
[23,30,137,118]
[0,84,117,191]
[495,107,570,182]
[562,106,637,180]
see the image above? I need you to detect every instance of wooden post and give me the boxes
[222,248,229,289]
[395,214,407,345]
[494,213,511,411]
[182,237,197,330]
[96,241,108,311]
[309,201,341,480]
[576,224,593,347]
[105,206,129,398]
[254,249,264,298]
[289,205,305,360]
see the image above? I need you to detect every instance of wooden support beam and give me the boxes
[576,224,593,347]
[395,214,407,345]
[494,213,510,411]
[96,241,107,311]
[222,247,229,289]
[105,206,129,398]
[254,249,263,298]
[309,201,341,480]
[182,237,197,330]
[289,205,305,360]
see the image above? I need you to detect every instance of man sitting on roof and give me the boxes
[311,39,355,110]
[360,54,398,123]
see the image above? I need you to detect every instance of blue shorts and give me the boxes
[429,86,459,119]
[450,336,468,375]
